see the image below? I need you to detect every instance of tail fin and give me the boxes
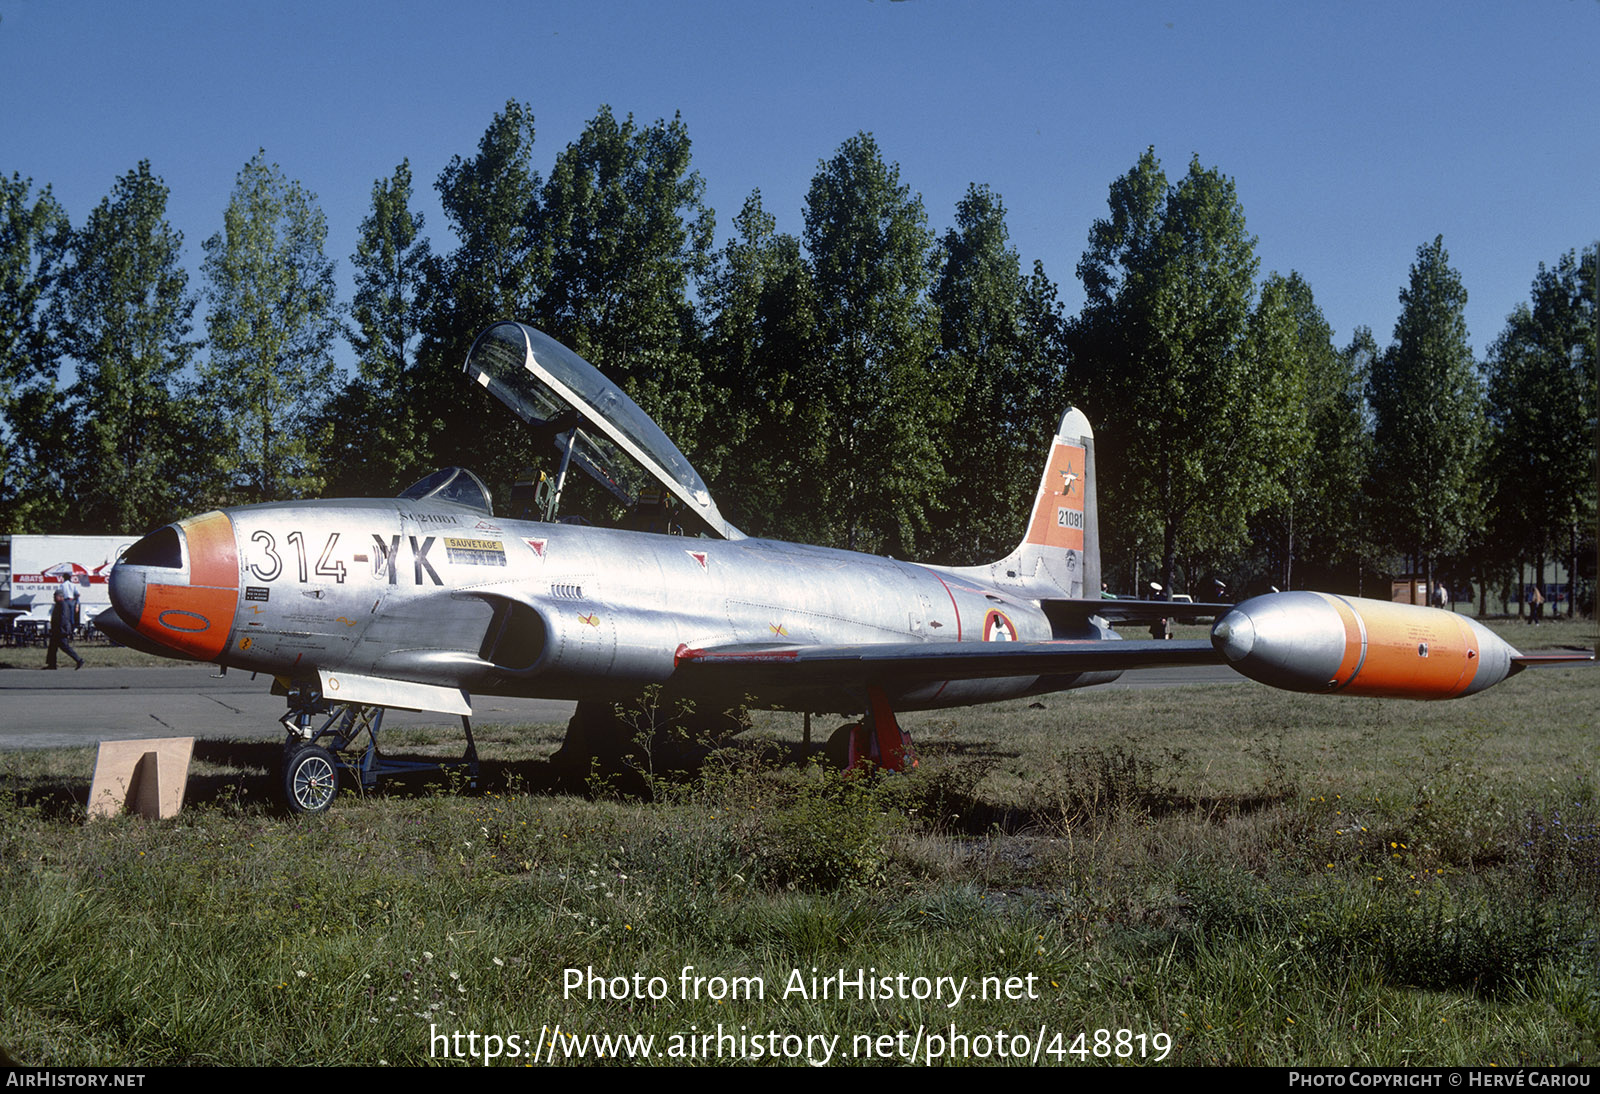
[951,408,1100,598]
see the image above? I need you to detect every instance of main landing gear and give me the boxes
[825,686,917,773]
[277,688,481,815]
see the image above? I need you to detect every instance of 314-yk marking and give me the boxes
[248,531,443,586]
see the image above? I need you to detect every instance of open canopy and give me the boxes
[463,321,742,539]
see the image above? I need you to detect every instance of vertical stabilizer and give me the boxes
[944,408,1100,598]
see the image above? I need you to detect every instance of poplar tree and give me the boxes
[1368,236,1483,599]
[55,162,200,531]
[201,151,339,502]
[1244,272,1367,590]
[349,160,433,392]
[701,189,823,537]
[1068,149,1286,595]
[418,101,542,478]
[928,184,1064,564]
[0,173,69,528]
[536,106,714,455]
[430,101,542,344]
[1483,246,1595,613]
[802,133,942,556]
[323,159,435,494]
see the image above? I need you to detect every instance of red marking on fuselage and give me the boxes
[678,647,800,665]
[924,569,963,642]
[919,568,968,701]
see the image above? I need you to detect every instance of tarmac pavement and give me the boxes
[0,664,579,750]
[0,662,1241,751]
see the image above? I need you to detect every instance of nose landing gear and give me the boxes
[277,686,481,815]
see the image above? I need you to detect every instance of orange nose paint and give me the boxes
[138,511,239,661]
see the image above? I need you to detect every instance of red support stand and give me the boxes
[863,685,916,772]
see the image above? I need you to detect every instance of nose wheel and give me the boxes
[283,744,339,815]
[275,687,480,814]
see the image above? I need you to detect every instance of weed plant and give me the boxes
[2,663,1598,1066]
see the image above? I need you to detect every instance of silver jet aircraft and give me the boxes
[97,322,1589,812]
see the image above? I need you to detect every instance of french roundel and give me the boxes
[982,609,1018,642]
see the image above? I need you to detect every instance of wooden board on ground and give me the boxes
[88,737,193,819]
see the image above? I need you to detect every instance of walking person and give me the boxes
[45,588,84,670]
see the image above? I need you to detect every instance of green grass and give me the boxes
[3,661,1599,1066]
[0,639,193,670]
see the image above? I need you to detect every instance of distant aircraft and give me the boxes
[96,322,1592,812]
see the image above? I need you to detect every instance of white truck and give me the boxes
[2,534,136,628]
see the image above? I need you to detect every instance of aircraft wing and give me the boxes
[673,637,1225,691]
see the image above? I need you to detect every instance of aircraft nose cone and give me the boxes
[109,514,240,661]
[107,563,144,624]
[110,524,185,624]
[1211,610,1255,663]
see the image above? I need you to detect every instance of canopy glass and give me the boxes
[463,321,741,539]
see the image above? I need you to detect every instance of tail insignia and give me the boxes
[1024,442,1087,552]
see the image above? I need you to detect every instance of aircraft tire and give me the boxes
[283,744,340,815]
[825,723,863,770]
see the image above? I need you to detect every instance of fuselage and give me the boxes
[106,496,1113,717]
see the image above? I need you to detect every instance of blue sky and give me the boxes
[2,1,1595,371]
